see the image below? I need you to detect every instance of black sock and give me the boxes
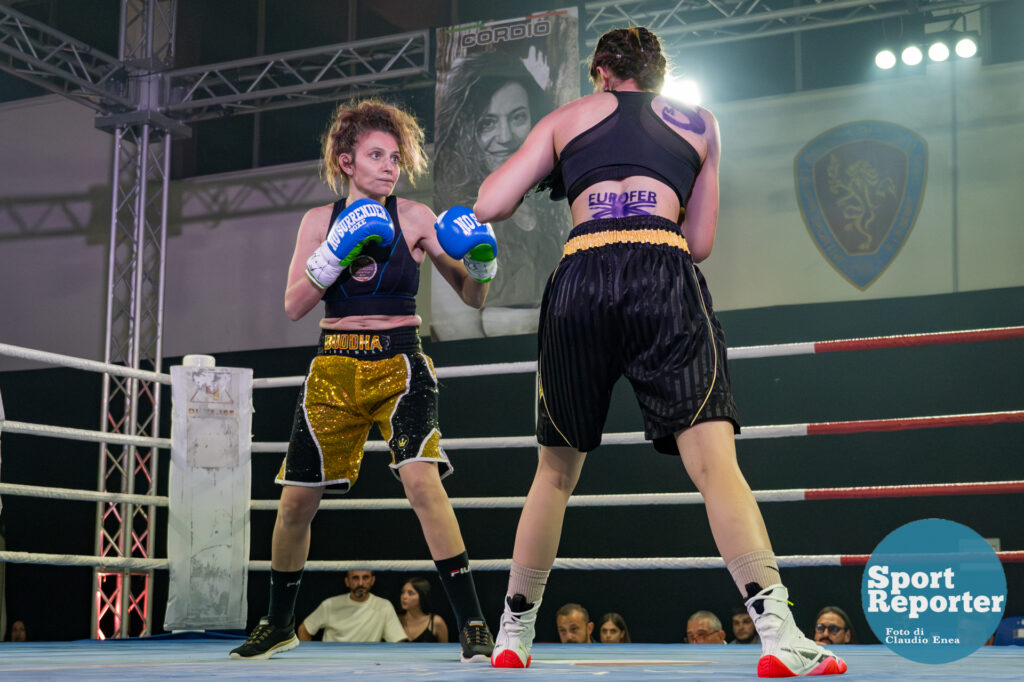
[435,552,484,629]
[268,568,304,627]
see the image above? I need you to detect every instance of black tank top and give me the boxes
[540,91,703,205]
[322,195,419,318]
[410,614,438,643]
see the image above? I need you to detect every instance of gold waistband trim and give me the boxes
[562,229,689,256]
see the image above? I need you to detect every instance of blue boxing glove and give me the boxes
[306,198,395,290]
[434,206,498,283]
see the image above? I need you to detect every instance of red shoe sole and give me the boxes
[491,650,531,668]
[758,655,847,677]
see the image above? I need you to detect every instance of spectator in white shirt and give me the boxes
[298,570,407,643]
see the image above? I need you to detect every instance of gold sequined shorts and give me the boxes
[277,328,451,494]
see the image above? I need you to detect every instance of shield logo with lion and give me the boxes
[795,121,927,289]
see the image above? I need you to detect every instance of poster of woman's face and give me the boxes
[478,81,532,172]
[432,10,579,340]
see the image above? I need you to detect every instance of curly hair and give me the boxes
[589,26,667,92]
[321,98,427,194]
[433,50,552,209]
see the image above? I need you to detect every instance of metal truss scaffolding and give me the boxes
[0,3,129,111]
[582,0,1004,52]
[163,30,430,121]
[93,0,174,640]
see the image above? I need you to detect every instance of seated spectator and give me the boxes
[397,576,448,643]
[730,604,759,644]
[556,603,594,643]
[993,616,1024,646]
[812,606,857,645]
[298,569,407,642]
[597,612,631,643]
[7,620,27,642]
[686,610,726,644]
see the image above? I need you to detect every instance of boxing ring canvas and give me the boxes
[0,639,1021,680]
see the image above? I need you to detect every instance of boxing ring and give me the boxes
[1,640,1022,680]
[1,325,1023,678]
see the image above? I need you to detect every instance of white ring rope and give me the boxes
[0,342,170,384]
[435,360,536,380]
[241,558,748,572]
[5,480,1020,511]
[1,419,169,449]
[0,421,849,450]
[242,491,768,511]
[0,554,867,571]
[251,432,653,452]
[4,552,1020,572]
[0,551,167,570]
[248,361,539,389]
[242,426,788,453]
[0,482,167,506]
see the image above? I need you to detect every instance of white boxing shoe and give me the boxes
[746,584,848,677]
[490,594,540,668]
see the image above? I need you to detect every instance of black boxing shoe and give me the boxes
[459,618,495,663]
[229,617,299,660]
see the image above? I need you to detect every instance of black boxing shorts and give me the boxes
[536,215,740,456]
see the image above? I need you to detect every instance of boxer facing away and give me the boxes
[471,27,847,678]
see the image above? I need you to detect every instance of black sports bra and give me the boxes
[539,91,703,206]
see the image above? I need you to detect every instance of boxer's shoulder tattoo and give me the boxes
[587,190,658,219]
[661,105,705,135]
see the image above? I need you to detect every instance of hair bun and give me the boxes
[589,26,666,92]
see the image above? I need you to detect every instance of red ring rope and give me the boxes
[803,480,1024,500]
[840,551,1024,566]
[813,326,1024,353]
[805,411,1024,436]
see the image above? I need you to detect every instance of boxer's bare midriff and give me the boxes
[321,314,422,331]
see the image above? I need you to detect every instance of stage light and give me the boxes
[955,36,978,58]
[928,41,950,62]
[875,49,897,70]
[873,30,979,69]
[661,77,702,106]
[901,45,923,66]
